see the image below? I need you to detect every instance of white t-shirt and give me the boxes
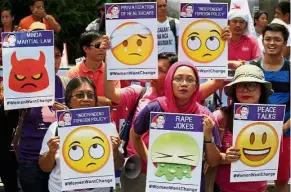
[40,122,121,192]
[157,18,179,54]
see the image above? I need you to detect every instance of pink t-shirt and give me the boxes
[113,85,159,174]
[214,110,267,192]
[228,35,263,61]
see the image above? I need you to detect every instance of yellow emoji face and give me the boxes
[62,126,110,173]
[236,122,279,167]
[111,22,154,65]
[182,20,225,63]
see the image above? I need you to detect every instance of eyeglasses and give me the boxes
[235,83,258,92]
[89,42,101,49]
[72,92,95,100]
[172,76,197,85]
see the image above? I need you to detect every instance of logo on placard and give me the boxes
[9,51,49,93]
[110,22,154,65]
[180,4,194,18]
[151,133,200,181]
[150,114,166,129]
[236,122,279,167]
[2,33,17,47]
[182,20,225,63]
[62,126,110,173]
[58,111,72,127]
[234,105,249,120]
[106,5,120,19]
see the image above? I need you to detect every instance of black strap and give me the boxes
[168,17,178,52]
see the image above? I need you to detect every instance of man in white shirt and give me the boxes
[274,1,290,59]
[157,0,179,54]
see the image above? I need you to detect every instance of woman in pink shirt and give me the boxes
[214,65,273,192]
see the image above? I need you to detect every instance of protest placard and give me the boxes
[146,112,203,192]
[57,107,115,191]
[1,31,54,110]
[179,2,228,78]
[231,104,285,182]
[106,2,158,80]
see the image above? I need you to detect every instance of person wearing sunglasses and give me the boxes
[213,65,273,192]
[39,77,124,192]
[67,31,120,106]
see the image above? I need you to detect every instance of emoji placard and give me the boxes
[57,107,115,191]
[179,3,228,78]
[230,104,285,182]
[146,112,203,192]
[1,31,55,110]
[105,3,158,80]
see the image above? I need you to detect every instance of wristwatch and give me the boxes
[204,137,214,143]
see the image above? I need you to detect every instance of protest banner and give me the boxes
[1,31,55,110]
[179,2,228,78]
[105,2,158,80]
[57,107,115,191]
[146,112,203,192]
[230,104,285,182]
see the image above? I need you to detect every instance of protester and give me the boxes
[1,7,17,32]
[157,0,179,54]
[17,35,68,192]
[18,0,61,32]
[251,23,290,192]
[86,2,105,33]
[130,62,222,192]
[39,77,124,192]
[67,31,119,106]
[254,11,268,38]
[214,65,273,192]
[274,1,290,59]
[228,10,263,67]
[0,83,19,192]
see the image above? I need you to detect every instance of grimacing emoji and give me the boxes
[62,126,110,173]
[235,122,279,167]
[182,20,225,63]
[151,133,200,181]
[110,22,154,65]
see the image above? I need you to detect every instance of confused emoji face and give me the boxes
[111,22,154,65]
[182,20,225,63]
[63,126,110,173]
[151,133,200,181]
[236,122,279,167]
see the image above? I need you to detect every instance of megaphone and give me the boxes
[123,155,142,179]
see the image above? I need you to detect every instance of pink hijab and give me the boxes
[156,61,201,114]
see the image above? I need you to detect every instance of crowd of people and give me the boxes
[0,0,290,192]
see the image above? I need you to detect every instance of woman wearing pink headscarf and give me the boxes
[130,61,222,192]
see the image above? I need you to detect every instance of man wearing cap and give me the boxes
[19,0,61,33]
[228,9,262,67]
[250,23,290,192]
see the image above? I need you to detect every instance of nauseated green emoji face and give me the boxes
[151,133,200,181]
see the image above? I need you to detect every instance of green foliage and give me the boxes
[44,0,105,63]
[0,0,12,9]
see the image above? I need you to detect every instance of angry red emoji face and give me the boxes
[9,51,49,93]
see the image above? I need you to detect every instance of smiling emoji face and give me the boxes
[62,126,110,173]
[182,20,225,63]
[111,22,154,65]
[236,122,279,167]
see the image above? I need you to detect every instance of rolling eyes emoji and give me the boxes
[9,51,49,93]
